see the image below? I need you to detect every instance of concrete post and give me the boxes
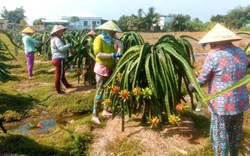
[12,23,18,56]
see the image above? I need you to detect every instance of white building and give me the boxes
[60,11,103,30]
[159,16,175,30]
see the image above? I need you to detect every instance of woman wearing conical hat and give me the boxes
[21,26,43,79]
[189,23,250,155]
[50,25,73,94]
[91,20,123,124]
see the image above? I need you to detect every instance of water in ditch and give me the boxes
[6,114,89,135]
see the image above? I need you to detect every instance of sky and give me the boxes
[0,0,249,25]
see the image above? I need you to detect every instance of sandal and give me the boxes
[66,84,73,89]
[102,111,112,118]
[91,117,100,124]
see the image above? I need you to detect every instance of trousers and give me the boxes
[25,52,34,77]
[210,113,243,156]
[51,59,71,93]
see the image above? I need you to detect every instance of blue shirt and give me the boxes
[22,34,40,53]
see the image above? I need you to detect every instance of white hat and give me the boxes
[50,25,67,35]
[199,23,241,46]
[96,20,122,32]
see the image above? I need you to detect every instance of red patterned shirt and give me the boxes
[197,43,250,115]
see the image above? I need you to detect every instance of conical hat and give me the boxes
[199,23,241,46]
[96,20,122,32]
[87,29,97,35]
[21,26,35,34]
[50,25,67,35]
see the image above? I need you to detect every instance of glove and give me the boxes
[188,83,195,92]
[111,53,118,58]
[116,53,123,58]
[112,53,123,58]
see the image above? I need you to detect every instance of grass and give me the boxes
[0,48,212,155]
[0,51,96,116]
[104,137,145,156]
[0,42,96,155]
[0,119,93,156]
[1,31,250,155]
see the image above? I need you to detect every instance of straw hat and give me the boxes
[21,26,35,34]
[199,23,241,46]
[96,20,122,32]
[50,25,67,35]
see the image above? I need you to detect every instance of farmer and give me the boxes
[21,26,43,79]
[189,23,250,156]
[50,25,73,94]
[91,20,123,124]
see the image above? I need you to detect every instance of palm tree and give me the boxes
[144,7,161,31]
[117,15,132,31]
[172,14,191,31]
[132,9,146,31]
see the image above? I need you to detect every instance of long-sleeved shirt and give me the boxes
[50,36,71,60]
[197,43,250,115]
[22,34,40,53]
[94,36,116,69]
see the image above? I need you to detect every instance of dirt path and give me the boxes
[89,115,206,156]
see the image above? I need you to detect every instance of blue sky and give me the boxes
[0,0,249,25]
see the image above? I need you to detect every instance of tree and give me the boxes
[144,7,161,30]
[131,9,146,31]
[172,14,191,31]
[19,19,27,27]
[186,18,204,31]
[117,15,133,31]
[0,6,26,24]
[210,14,225,23]
[70,16,79,30]
[118,7,162,31]
[244,5,250,18]
[33,18,43,25]
[224,6,248,29]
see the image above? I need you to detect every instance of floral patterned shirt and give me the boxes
[197,43,250,115]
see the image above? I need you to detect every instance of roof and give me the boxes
[64,11,101,18]
[44,19,69,23]
[75,11,98,17]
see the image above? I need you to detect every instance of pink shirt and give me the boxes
[94,62,113,77]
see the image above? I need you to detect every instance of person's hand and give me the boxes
[188,83,195,92]
[116,53,123,58]
[111,53,117,58]
[112,53,123,58]
[67,43,72,48]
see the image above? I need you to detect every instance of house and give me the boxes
[60,11,103,30]
[32,19,69,30]
[44,19,69,29]
[158,16,175,31]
